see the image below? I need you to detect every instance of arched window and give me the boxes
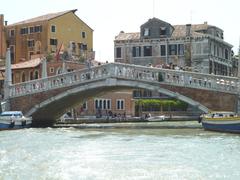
[35,41,41,54]
[29,71,34,80]
[21,72,26,82]
[56,68,62,75]
[34,70,39,79]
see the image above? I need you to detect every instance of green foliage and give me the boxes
[135,99,188,111]
[46,53,54,61]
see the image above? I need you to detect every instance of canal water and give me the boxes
[1,121,240,180]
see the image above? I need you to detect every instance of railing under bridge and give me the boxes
[7,63,240,98]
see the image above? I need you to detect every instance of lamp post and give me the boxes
[238,39,240,78]
[4,48,12,100]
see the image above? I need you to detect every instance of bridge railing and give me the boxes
[7,62,240,98]
[8,64,111,97]
[108,63,240,94]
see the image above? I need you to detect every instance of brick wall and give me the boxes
[160,84,237,111]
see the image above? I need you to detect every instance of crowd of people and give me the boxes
[96,109,127,121]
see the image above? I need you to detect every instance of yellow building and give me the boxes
[5,9,93,63]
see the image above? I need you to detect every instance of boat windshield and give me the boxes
[0,111,23,117]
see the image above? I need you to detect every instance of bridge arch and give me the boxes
[26,78,208,126]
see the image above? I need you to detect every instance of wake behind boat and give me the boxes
[147,115,165,122]
[201,111,240,133]
[0,111,32,130]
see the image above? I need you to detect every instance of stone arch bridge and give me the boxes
[4,62,240,126]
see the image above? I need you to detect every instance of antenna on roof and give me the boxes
[238,37,240,78]
[152,0,155,17]
[190,10,192,23]
[238,36,240,58]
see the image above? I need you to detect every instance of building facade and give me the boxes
[114,18,233,76]
[5,9,93,64]
[67,91,135,118]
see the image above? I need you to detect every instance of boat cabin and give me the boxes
[0,111,24,118]
[205,111,236,118]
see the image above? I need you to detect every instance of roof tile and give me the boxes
[8,9,77,26]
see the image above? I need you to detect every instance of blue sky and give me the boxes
[1,0,240,61]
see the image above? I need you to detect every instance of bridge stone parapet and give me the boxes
[7,63,240,99]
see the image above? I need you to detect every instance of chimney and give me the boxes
[0,15,4,59]
[186,24,191,37]
[4,21,7,26]
[0,14,3,26]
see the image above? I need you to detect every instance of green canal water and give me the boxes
[1,121,240,179]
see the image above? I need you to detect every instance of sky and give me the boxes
[1,0,240,62]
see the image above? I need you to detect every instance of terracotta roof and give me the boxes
[8,9,77,26]
[115,32,140,41]
[172,24,209,38]
[0,58,42,71]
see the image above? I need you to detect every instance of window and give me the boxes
[168,44,177,55]
[132,46,141,57]
[30,71,34,80]
[71,42,76,53]
[34,25,42,33]
[21,72,26,82]
[79,43,87,50]
[144,28,150,36]
[143,90,152,97]
[28,40,35,47]
[133,90,142,98]
[144,46,152,56]
[221,33,224,39]
[29,51,34,59]
[50,67,54,73]
[116,47,122,58]
[178,44,184,55]
[51,25,56,32]
[35,41,41,53]
[160,45,166,56]
[29,27,34,33]
[10,46,15,63]
[107,100,111,109]
[95,100,98,109]
[50,38,58,46]
[20,27,28,35]
[9,29,15,37]
[34,70,39,79]
[225,49,229,59]
[82,32,86,38]
[160,27,166,35]
[116,99,125,110]
[82,102,88,110]
[103,100,106,109]
[95,99,111,110]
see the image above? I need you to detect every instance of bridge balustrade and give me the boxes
[7,63,240,98]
